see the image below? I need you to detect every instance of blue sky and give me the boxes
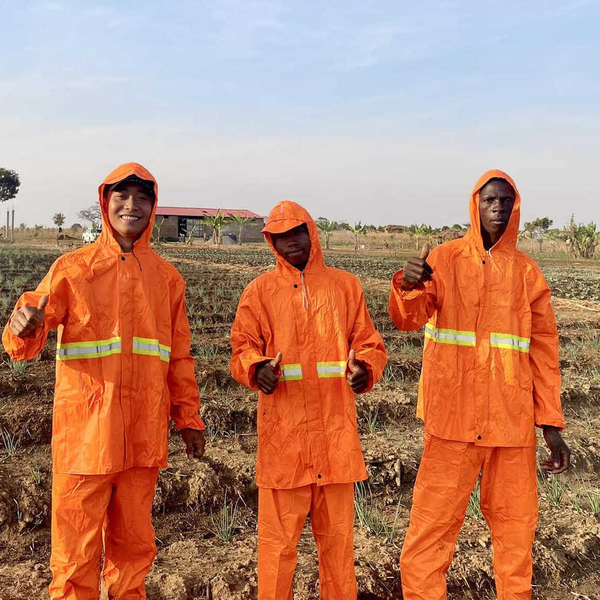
[1,0,599,227]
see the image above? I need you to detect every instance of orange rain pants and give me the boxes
[49,467,159,600]
[258,483,356,600]
[400,435,538,600]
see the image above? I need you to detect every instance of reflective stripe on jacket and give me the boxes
[388,170,564,447]
[231,201,387,489]
[2,163,204,474]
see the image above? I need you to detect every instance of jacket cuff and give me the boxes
[173,413,206,431]
[536,418,565,431]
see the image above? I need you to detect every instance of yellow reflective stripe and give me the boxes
[490,333,530,353]
[58,336,121,349]
[317,361,346,378]
[425,324,476,347]
[56,337,122,360]
[281,364,302,381]
[132,337,171,362]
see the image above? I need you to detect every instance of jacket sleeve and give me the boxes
[388,270,440,331]
[2,260,69,362]
[168,279,205,431]
[230,286,272,391]
[348,287,387,393]
[528,268,565,429]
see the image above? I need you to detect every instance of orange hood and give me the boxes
[97,162,158,251]
[464,169,522,254]
[262,200,325,273]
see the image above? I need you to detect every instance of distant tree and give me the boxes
[153,217,166,245]
[203,210,230,246]
[316,218,338,250]
[78,204,102,226]
[53,213,66,228]
[229,215,253,245]
[70,223,83,230]
[0,168,20,203]
[346,221,367,252]
[563,214,598,259]
[19,222,26,230]
[523,217,553,252]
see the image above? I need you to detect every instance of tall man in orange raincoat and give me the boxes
[231,201,387,599]
[389,170,570,599]
[3,163,205,599]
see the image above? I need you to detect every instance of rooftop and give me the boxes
[155,207,262,219]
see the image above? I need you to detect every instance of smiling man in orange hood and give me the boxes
[3,163,205,599]
[388,170,570,599]
[231,200,387,599]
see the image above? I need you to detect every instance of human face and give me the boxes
[107,183,154,251]
[271,224,311,268]
[478,178,515,248]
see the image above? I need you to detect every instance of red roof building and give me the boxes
[155,207,262,219]
[154,207,265,243]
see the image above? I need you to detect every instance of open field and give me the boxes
[0,243,599,599]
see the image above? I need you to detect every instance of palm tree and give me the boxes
[316,218,338,250]
[346,221,367,252]
[228,215,253,245]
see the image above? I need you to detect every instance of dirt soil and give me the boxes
[0,245,599,599]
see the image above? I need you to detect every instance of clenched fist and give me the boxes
[256,352,282,395]
[401,244,433,290]
[9,295,48,338]
[347,349,369,394]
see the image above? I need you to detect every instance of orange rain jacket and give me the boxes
[231,201,387,489]
[388,170,565,447]
[3,163,204,474]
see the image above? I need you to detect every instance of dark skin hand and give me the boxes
[271,224,311,270]
[540,426,571,474]
[478,178,515,251]
[181,428,206,460]
[9,295,48,338]
[347,349,369,393]
[256,352,282,395]
[401,243,433,290]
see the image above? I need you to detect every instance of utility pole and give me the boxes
[5,209,8,241]
[11,207,14,243]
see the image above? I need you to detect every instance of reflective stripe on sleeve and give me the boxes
[317,361,347,379]
[132,337,171,362]
[56,337,122,360]
[280,364,303,381]
[490,333,530,353]
[424,324,476,347]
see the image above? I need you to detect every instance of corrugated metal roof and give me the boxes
[155,207,263,219]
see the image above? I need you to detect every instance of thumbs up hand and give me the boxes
[347,349,369,394]
[401,243,433,290]
[256,352,282,395]
[9,295,48,339]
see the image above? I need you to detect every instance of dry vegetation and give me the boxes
[0,242,599,599]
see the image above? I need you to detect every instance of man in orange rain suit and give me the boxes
[3,163,205,599]
[388,170,571,600]
[230,201,387,599]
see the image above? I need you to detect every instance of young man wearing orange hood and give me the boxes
[231,201,387,599]
[3,163,205,599]
[389,170,570,599]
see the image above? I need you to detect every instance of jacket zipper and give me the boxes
[119,253,128,469]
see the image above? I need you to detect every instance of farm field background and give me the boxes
[0,243,599,599]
